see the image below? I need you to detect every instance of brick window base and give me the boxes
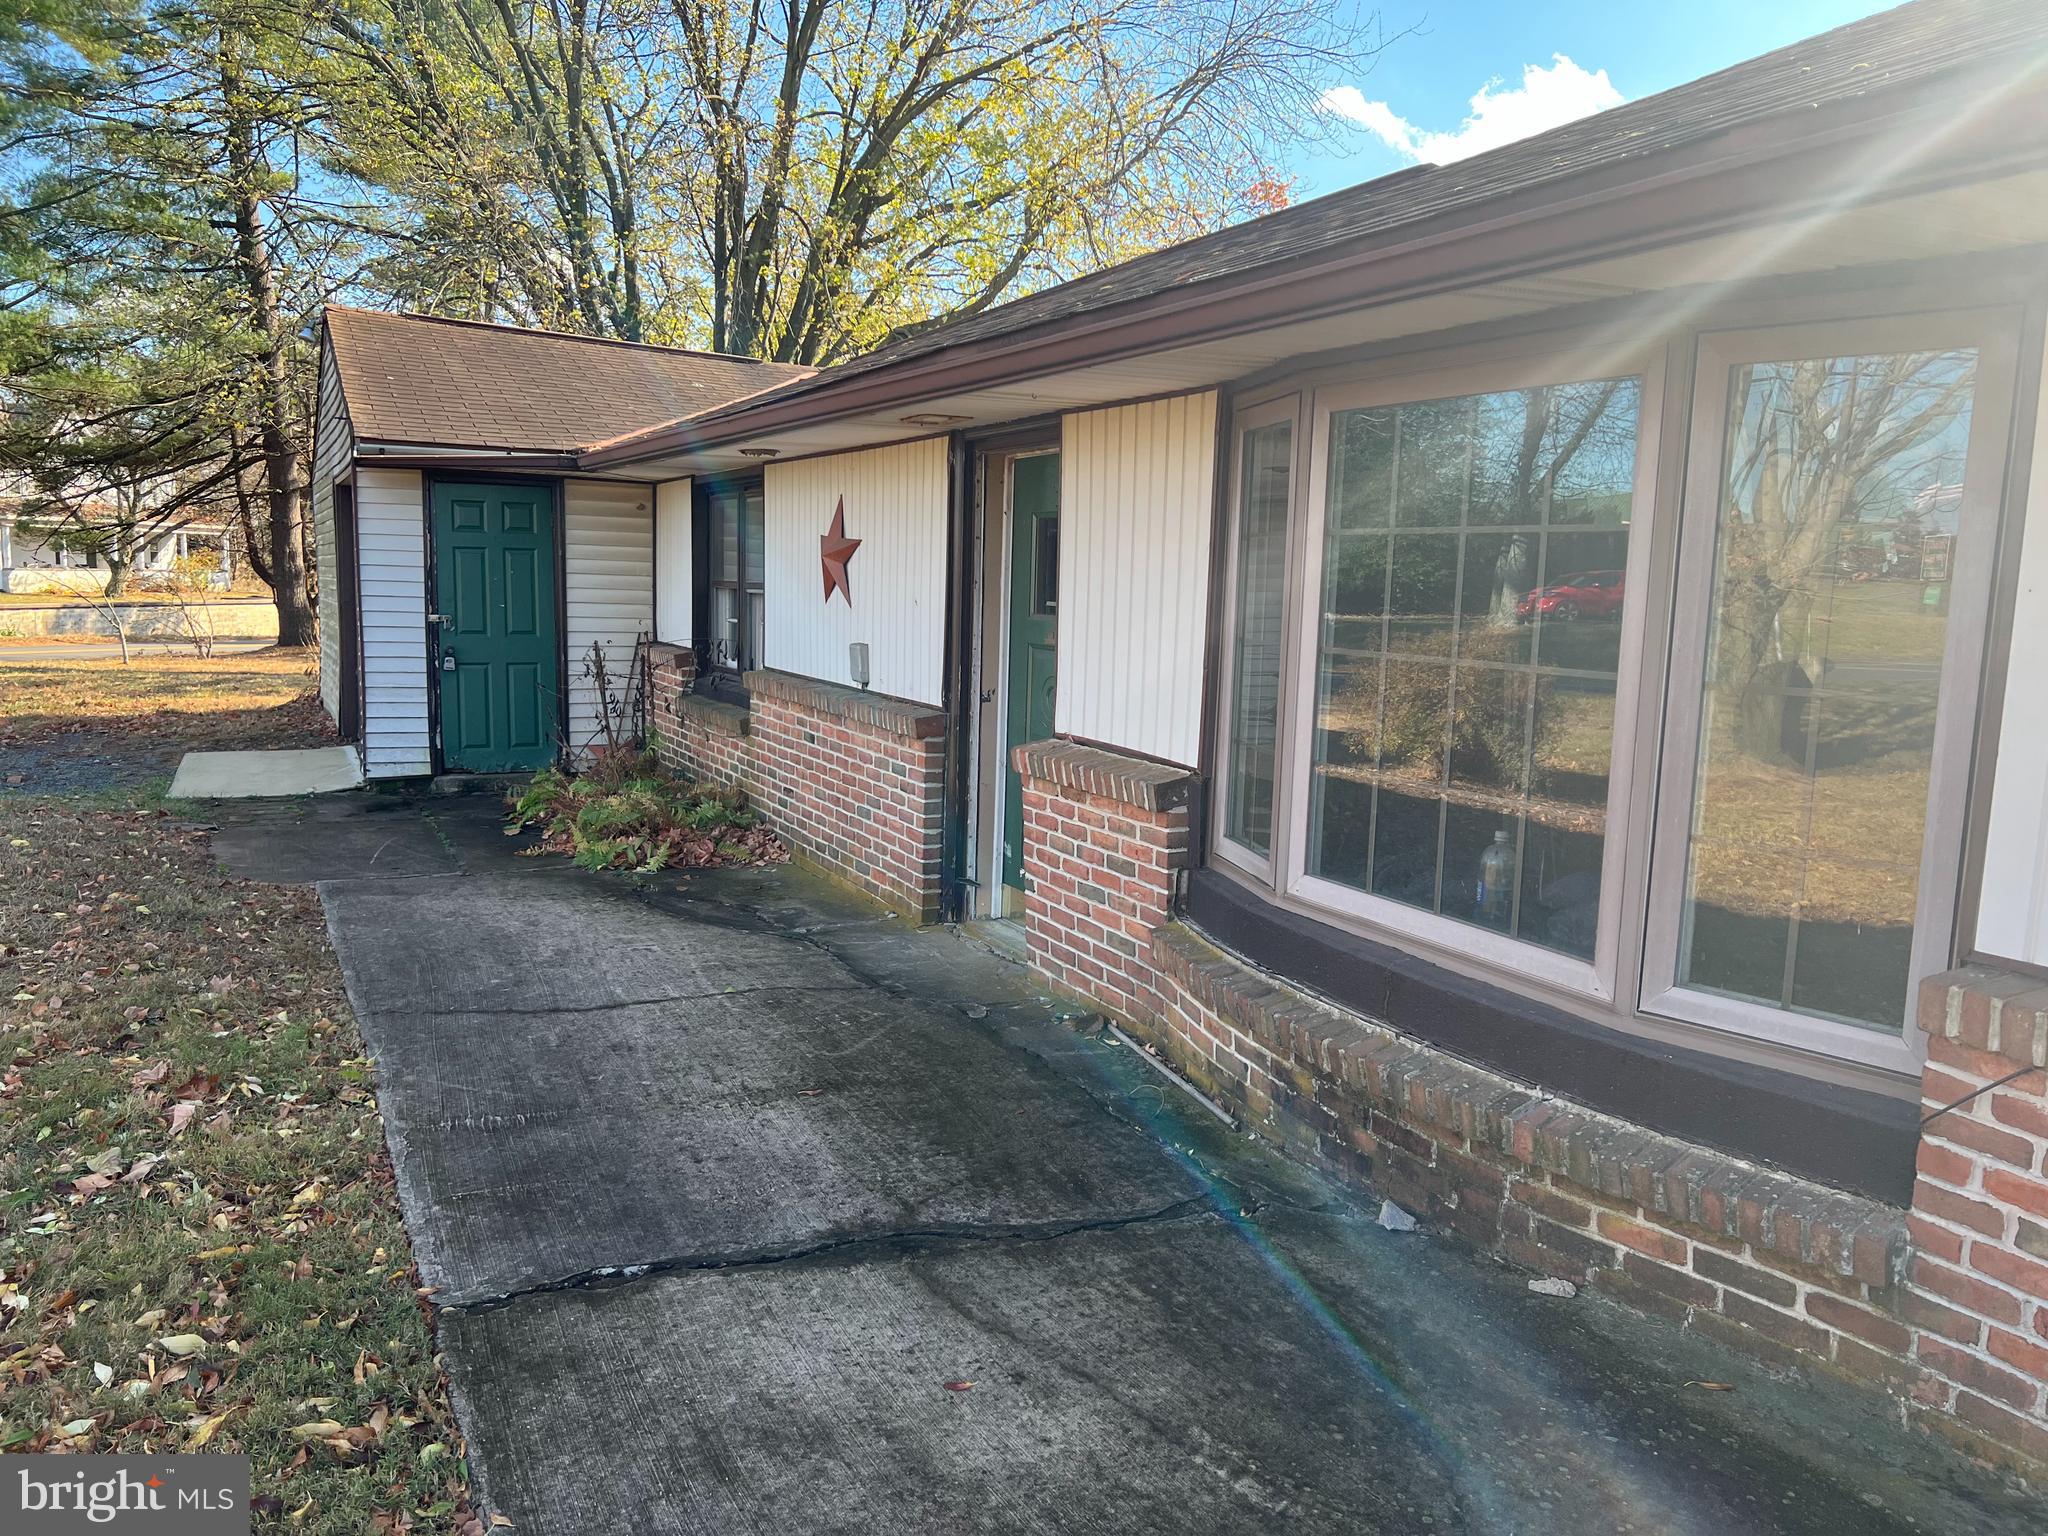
[647,648,948,922]
[1013,735,2048,1480]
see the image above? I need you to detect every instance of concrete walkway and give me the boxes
[168,745,362,798]
[215,795,2048,1535]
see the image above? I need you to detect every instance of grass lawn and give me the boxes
[1,650,329,752]
[1,655,484,1533]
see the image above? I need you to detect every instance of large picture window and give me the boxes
[1644,316,2013,1068]
[1299,375,1642,964]
[1218,309,2018,1072]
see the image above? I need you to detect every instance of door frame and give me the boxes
[333,477,363,743]
[421,472,567,775]
[962,439,1060,919]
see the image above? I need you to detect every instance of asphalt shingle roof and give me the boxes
[323,308,812,453]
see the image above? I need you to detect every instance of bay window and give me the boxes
[1217,398,1297,870]
[1215,307,2021,1075]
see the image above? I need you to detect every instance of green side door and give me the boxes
[432,481,558,773]
[1002,453,1060,891]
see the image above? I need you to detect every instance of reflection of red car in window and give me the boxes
[1516,570,1625,622]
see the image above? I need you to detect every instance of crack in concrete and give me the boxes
[387,981,871,1020]
[436,1195,1219,1316]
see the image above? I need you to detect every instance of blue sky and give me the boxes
[1288,1,1896,198]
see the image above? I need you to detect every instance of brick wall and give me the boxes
[1014,741,1194,1023]
[648,653,948,918]
[647,643,750,792]
[741,670,948,923]
[1908,967,2048,1468]
[1011,735,2048,1478]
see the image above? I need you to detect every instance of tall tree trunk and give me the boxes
[103,553,129,599]
[222,35,316,647]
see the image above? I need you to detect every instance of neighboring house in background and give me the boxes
[311,0,2048,1477]
[0,495,232,593]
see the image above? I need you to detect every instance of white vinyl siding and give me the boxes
[563,478,655,758]
[653,478,692,644]
[358,467,430,778]
[1057,392,1219,767]
[1975,323,2048,968]
[763,437,949,705]
[311,344,354,726]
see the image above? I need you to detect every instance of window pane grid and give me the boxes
[1307,378,1639,960]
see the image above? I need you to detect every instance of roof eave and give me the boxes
[580,58,2048,471]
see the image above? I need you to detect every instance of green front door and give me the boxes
[432,481,558,773]
[1002,453,1060,890]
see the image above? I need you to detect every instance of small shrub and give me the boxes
[506,758,785,873]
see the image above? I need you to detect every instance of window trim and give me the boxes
[692,474,765,696]
[1212,393,1305,883]
[1638,310,2024,1075]
[1271,349,1667,1003]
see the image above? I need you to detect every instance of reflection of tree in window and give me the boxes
[1680,350,1976,1029]
[1308,377,1639,958]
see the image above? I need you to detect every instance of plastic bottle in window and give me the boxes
[1476,829,1516,927]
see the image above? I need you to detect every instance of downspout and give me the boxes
[939,432,977,923]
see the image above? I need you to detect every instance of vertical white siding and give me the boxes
[1975,328,2048,967]
[563,478,655,758]
[311,344,354,725]
[1056,392,1219,767]
[653,478,692,643]
[763,437,949,705]
[358,468,430,778]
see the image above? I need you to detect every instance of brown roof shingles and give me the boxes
[323,307,812,454]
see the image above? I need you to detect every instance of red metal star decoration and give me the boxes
[820,496,861,605]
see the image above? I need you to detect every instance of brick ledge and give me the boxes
[1013,739,1198,812]
[743,669,945,739]
[1918,965,2048,1069]
[1152,922,1906,1287]
[672,693,749,737]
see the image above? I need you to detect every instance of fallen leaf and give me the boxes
[289,1420,345,1440]
[942,1380,974,1392]
[156,1334,208,1358]
[1684,1380,1736,1392]
[93,1363,114,1387]
[169,1101,198,1135]
[186,1407,238,1447]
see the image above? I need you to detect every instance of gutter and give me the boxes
[579,60,2048,471]
[356,443,583,472]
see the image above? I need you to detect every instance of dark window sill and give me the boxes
[693,669,751,708]
[1184,866,1918,1206]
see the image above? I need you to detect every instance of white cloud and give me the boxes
[1320,55,1625,166]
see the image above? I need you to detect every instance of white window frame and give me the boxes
[1212,393,1304,882]
[1278,348,1666,1002]
[1639,310,2023,1074]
